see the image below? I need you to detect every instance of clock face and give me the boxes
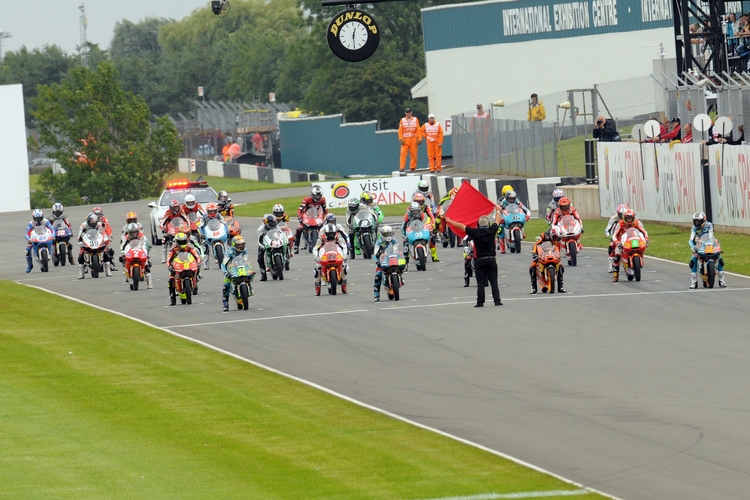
[327,9,380,62]
[339,21,368,50]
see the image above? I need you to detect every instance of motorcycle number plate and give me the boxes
[398,259,406,265]
[236,267,247,276]
[632,241,640,248]
[705,244,713,252]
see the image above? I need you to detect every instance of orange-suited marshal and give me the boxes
[420,114,444,173]
[399,107,422,172]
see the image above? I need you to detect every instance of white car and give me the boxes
[148,179,218,245]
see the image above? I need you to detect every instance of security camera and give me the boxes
[211,0,229,16]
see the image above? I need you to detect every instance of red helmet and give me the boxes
[206,203,219,218]
[126,211,138,224]
[93,206,103,218]
[558,197,571,212]
[623,209,636,225]
[616,204,628,219]
[169,199,181,214]
[412,192,425,206]
[549,226,563,240]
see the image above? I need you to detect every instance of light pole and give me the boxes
[0,29,12,64]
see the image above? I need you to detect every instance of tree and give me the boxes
[32,61,183,206]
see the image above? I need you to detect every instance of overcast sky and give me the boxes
[0,0,205,56]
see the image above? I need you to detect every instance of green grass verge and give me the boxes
[166,172,337,194]
[525,218,749,276]
[0,280,600,499]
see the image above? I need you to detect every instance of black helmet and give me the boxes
[263,214,277,229]
[86,213,98,229]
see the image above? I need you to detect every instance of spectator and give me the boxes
[527,93,546,121]
[725,124,744,144]
[682,123,693,143]
[470,104,490,158]
[592,115,621,142]
[658,118,681,143]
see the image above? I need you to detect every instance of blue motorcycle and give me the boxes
[695,233,722,288]
[379,242,406,301]
[404,219,433,271]
[501,203,527,254]
[29,225,55,273]
[225,254,254,310]
[51,219,73,266]
[203,218,228,269]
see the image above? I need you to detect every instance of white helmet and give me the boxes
[409,202,421,217]
[323,223,337,240]
[184,194,196,209]
[418,180,429,193]
[380,225,393,238]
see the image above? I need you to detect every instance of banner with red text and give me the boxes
[597,142,704,222]
[708,145,750,227]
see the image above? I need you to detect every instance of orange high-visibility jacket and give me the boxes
[399,117,421,143]
[420,122,443,144]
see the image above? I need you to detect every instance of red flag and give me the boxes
[444,181,497,239]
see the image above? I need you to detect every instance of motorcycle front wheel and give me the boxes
[308,229,318,253]
[391,272,400,301]
[362,233,373,260]
[132,267,140,291]
[632,255,642,282]
[706,260,715,288]
[329,268,337,295]
[274,253,284,281]
[239,282,249,309]
[58,242,67,267]
[568,240,577,266]
[514,230,522,254]
[417,246,427,271]
[91,253,100,278]
[547,265,556,294]
[184,278,192,304]
[40,247,49,273]
[214,243,224,267]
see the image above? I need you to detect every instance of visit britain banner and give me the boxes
[708,145,750,228]
[314,176,421,209]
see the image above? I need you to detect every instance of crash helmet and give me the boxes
[175,232,189,249]
[93,206,104,218]
[558,197,571,213]
[127,222,140,239]
[412,192,425,207]
[232,235,246,252]
[323,223,337,241]
[52,203,64,217]
[693,211,706,228]
[184,194,196,209]
[449,187,459,199]
[505,190,517,204]
[228,225,240,238]
[311,185,323,203]
[325,214,337,225]
[169,199,181,215]
[206,203,219,219]
[263,214,278,229]
[217,190,229,203]
[549,226,563,241]
[409,202,422,218]
[360,192,373,206]
[32,209,44,224]
[272,204,285,219]
[348,198,360,212]
[126,212,138,224]
[616,204,628,219]
[623,209,636,225]
[380,225,394,239]
[552,188,564,202]
[502,184,514,197]
[417,180,430,193]
[86,213,98,229]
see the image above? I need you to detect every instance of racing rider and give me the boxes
[120,222,153,289]
[345,198,361,255]
[25,209,56,273]
[372,225,401,302]
[294,186,328,254]
[546,188,565,224]
[93,206,117,272]
[47,202,75,265]
[160,199,189,263]
[120,212,143,248]
[313,223,349,296]
[401,200,438,267]
[604,204,628,273]
[221,235,253,312]
[217,190,234,218]
[689,212,726,289]
[411,180,438,217]
[166,231,202,305]
[77,213,112,278]
[256,214,279,282]
[529,226,565,294]
[549,197,582,227]
[611,209,649,283]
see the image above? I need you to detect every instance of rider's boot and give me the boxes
[259,270,267,281]
[222,299,229,312]
[718,271,727,288]
[78,264,85,279]
[52,253,59,266]
[464,273,470,287]
[105,262,112,277]
[146,272,153,289]
[612,266,619,282]
[373,284,380,302]
[68,243,75,264]
[607,256,614,273]
[499,239,506,254]
[161,245,167,264]
[529,267,537,294]
[430,247,440,262]
[169,282,176,306]
[315,279,321,296]
[25,250,33,273]
[689,272,698,289]
[342,280,347,294]
[557,274,566,293]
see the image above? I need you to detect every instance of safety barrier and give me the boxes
[177,158,327,184]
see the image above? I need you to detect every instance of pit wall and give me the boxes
[177,159,327,183]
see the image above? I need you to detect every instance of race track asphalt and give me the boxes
[5,191,750,500]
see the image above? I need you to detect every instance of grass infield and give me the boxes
[0,281,601,499]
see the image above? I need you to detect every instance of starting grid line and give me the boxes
[161,286,750,329]
[416,490,592,500]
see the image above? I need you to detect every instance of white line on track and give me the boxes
[162,286,750,329]
[18,282,620,500]
[417,489,591,500]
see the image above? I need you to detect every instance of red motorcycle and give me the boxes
[533,240,563,293]
[170,251,199,305]
[319,241,346,295]
[555,214,583,266]
[124,239,149,291]
[619,227,647,282]
[299,207,324,253]
[164,219,190,248]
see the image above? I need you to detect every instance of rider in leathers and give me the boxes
[221,236,254,312]
[294,186,328,254]
[120,222,153,289]
[401,201,437,268]
[529,226,566,294]
[47,203,75,265]
[689,212,726,289]
[604,204,628,273]
[25,209,56,273]
[372,225,401,302]
[77,213,112,278]
[611,209,649,283]
[166,232,203,305]
[313,223,348,296]
[256,214,279,282]
[93,206,117,272]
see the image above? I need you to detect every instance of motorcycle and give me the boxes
[80,227,108,278]
[225,253,254,310]
[29,225,55,273]
[186,211,206,247]
[278,221,294,269]
[123,239,149,291]
[405,218,433,271]
[436,201,457,248]
[203,218,228,269]
[695,233,722,288]
[319,241,347,295]
[262,227,289,280]
[164,219,190,249]
[501,203,527,254]
[170,251,199,305]
[379,242,406,301]
[52,219,72,266]
[619,227,647,282]
[299,206,324,253]
[351,206,378,260]
[533,240,563,293]
[224,216,242,247]
[463,237,475,287]
[555,214,583,266]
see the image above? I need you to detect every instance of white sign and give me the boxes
[597,142,704,222]
[444,118,452,135]
[189,159,196,172]
[708,144,750,227]
[198,86,204,97]
[314,176,421,209]
[269,92,276,102]
[0,84,30,212]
